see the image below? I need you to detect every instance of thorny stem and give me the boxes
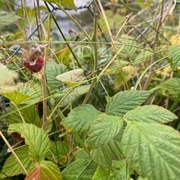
[42,72,48,129]
[143,0,165,90]
[36,2,48,129]
[42,45,49,129]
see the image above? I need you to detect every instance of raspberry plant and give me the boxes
[0,0,180,180]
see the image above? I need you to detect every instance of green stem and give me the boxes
[47,87,75,123]
[12,102,26,123]
[134,56,168,90]
[98,45,125,78]
[83,14,98,103]
[75,160,93,180]
[73,132,90,154]
[169,95,180,112]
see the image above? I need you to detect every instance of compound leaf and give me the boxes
[121,121,180,180]
[160,78,180,97]
[86,113,123,147]
[106,90,151,116]
[124,105,177,123]
[8,123,51,162]
[62,104,101,135]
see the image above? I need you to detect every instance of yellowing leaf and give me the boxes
[170,34,180,45]
[114,65,137,89]
[160,78,180,97]
[56,69,84,86]
[105,60,128,75]
[93,166,110,180]
[2,91,31,105]
[26,161,62,180]
[0,63,18,87]
[156,64,171,76]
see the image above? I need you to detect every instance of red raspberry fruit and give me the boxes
[23,57,44,73]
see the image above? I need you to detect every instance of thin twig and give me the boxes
[0,131,27,174]
[46,87,75,125]
[134,56,168,90]
[83,14,98,103]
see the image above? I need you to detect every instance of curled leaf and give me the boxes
[56,69,85,86]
